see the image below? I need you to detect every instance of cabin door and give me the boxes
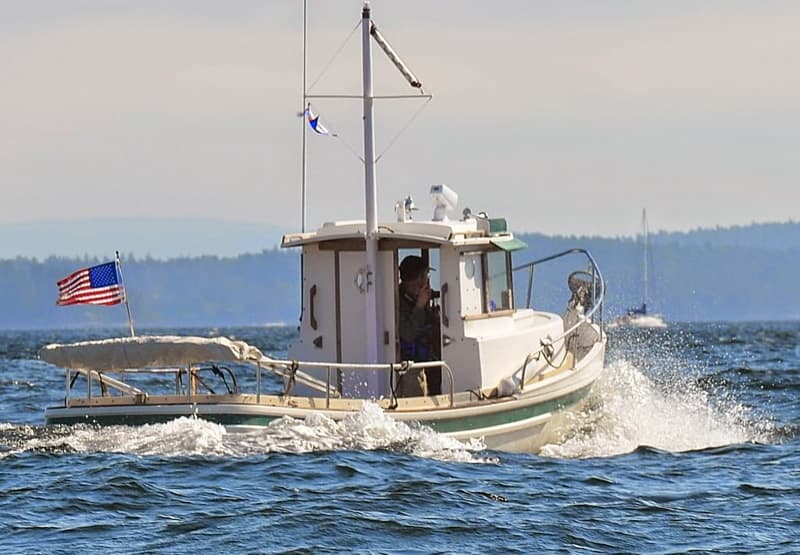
[396,247,443,394]
[337,250,395,398]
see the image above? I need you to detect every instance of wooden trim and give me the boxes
[505,251,513,307]
[380,238,439,250]
[463,309,515,321]
[393,250,400,363]
[481,252,490,313]
[441,282,449,327]
[318,238,442,252]
[319,238,365,251]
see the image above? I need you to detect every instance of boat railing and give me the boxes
[512,247,606,326]
[505,249,606,383]
[65,357,456,409]
[261,357,456,409]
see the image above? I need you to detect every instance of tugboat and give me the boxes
[39,3,607,453]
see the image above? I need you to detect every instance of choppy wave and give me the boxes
[2,323,798,554]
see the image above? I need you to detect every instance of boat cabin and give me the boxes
[281,190,567,400]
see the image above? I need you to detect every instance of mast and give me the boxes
[298,0,308,323]
[301,0,308,234]
[642,208,648,313]
[361,2,380,363]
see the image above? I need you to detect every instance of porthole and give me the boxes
[465,258,475,279]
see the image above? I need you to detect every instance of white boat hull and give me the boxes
[44,338,605,453]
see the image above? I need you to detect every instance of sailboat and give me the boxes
[37,3,608,453]
[616,208,667,328]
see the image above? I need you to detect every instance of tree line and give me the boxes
[1,223,798,329]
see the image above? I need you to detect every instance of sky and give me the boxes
[1,0,798,243]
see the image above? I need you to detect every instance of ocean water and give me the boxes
[0,322,797,554]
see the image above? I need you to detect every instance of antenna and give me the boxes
[300,0,308,233]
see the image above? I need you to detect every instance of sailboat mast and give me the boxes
[362,2,380,363]
[642,208,648,311]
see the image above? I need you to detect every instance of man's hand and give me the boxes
[416,282,433,308]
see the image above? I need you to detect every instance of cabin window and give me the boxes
[460,249,514,316]
[460,252,484,316]
[484,250,513,312]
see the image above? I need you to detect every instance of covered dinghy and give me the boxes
[39,335,264,370]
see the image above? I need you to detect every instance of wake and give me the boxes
[539,358,780,458]
[0,403,494,464]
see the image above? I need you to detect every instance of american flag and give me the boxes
[57,261,125,306]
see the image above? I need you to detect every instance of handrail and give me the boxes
[261,357,456,408]
[512,247,606,325]
[69,356,457,409]
[509,248,606,369]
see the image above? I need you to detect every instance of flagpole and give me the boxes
[301,0,308,234]
[115,251,136,337]
[298,0,308,324]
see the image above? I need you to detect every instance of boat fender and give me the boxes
[497,376,518,397]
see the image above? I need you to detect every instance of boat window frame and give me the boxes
[459,246,515,316]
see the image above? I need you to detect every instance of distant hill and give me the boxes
[0,218,290,260]
[0,250,300,329]
[0,220,797,329]
[650,221,800,252]
[514,232,799,322]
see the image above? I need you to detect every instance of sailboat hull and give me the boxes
[622,314,667,328]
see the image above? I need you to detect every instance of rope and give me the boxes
[334,135,366,164]
[375,96,432,164]
[211,364,234,394]
[307,20,361,94]
[389,361,411,409]
[529,335,569,371]
[538,337,568,369]
[303,16,432,168]
[305,103,365,164]
[467,389,487,401]
[284,360,300,396]
[194,375,215,395]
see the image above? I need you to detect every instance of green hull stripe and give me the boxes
[423,384,593,433]
[46,385,593,431]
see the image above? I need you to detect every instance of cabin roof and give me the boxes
[281,218,524,250]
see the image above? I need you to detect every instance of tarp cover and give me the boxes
[39,335,264,371]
